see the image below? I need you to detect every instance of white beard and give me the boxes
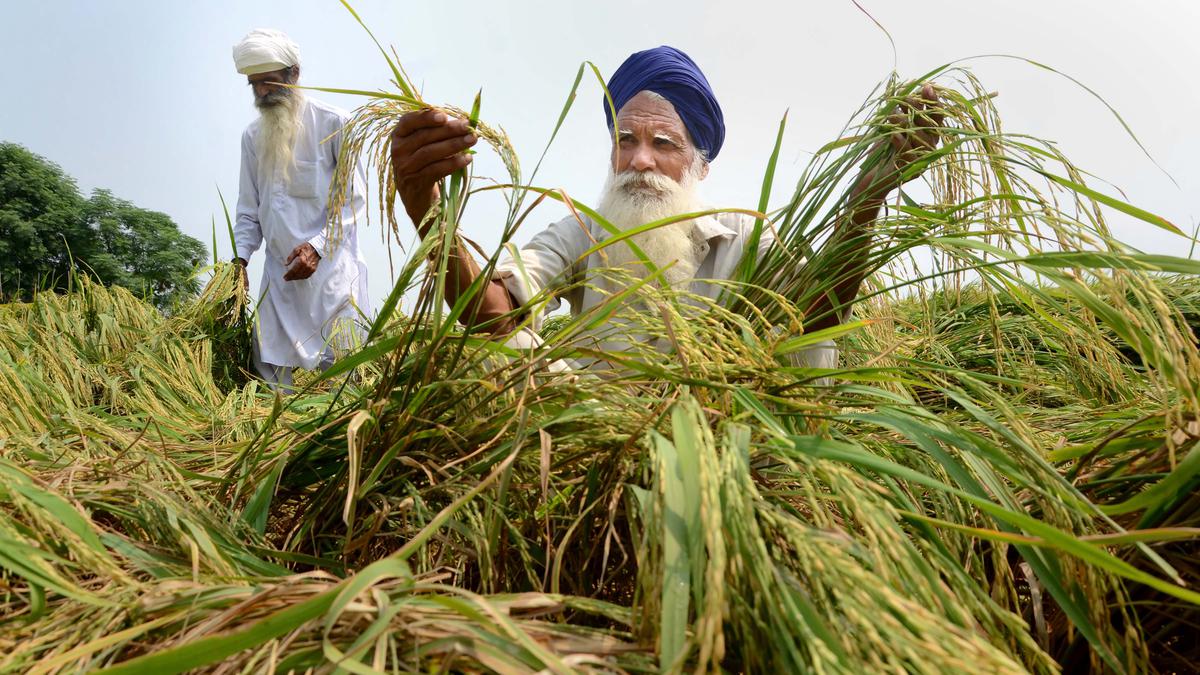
[257,89,305,186]
[595,165,707,289]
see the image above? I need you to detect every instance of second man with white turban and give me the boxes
[232,28,371,390]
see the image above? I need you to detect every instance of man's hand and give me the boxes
[235,257,249,290]
[283,243,320,281]
[857,83,945,200]
[389,109,478,230]
[388,109,517,336]
[808,84,944,333]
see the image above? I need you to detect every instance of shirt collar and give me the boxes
[693,212,737,243]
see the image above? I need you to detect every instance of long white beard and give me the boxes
[595,166,706,289]
[257,89,305,186]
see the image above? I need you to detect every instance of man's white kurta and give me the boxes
[234,97,371,369]
[492,211,838,371]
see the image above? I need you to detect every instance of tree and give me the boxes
[0,142,206,310]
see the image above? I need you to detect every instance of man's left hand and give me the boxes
[284,243,320,281]
[857,83,945,200]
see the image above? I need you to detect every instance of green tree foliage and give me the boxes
[0,142,205,310]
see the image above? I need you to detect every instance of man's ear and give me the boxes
[290,65,300,82]
[699,160,710,180]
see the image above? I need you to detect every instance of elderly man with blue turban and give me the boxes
[388,46,940,370]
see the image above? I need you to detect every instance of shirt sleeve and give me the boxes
[234,128,264,261]
[307,227,327,256]
[492,214,593,331]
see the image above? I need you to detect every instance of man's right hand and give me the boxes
[235,257,249,291]
[389,109,478,230]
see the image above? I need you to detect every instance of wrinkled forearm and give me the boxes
[439,240,518,336]
[804,169,888,332]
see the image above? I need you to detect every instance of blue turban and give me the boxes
[604,45,725,161]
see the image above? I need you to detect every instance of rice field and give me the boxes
[2,10,1199,673]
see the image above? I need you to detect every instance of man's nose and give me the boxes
[628,143,656,172]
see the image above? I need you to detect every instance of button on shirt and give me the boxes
[492,211,838,371]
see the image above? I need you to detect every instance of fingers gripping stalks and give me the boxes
[859,82,947,200]
[326,96,520,249]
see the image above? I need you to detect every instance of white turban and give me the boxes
[232,29,301,75]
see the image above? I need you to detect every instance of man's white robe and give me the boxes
[493,211,838,372]
[234,98,371,370]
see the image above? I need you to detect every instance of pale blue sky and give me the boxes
[2,0,1198,307]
